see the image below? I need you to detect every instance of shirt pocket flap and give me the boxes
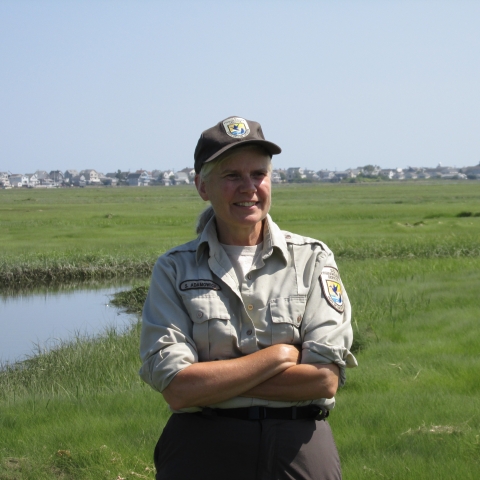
[183,295,231,323]
[270,296,307,325]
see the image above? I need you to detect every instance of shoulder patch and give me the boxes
[180,280,221,291]
[319,266,344,313]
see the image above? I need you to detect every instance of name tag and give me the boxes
[179,280,222,291]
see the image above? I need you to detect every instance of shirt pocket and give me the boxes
[183,294,232,361]
[269,295,307,344]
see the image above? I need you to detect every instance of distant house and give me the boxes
[25,173,40,187]
[102,177,118,186]
[150,170,163,182]
[8,174,28,187]
[49,170,64,184]
[72,175,87,187]
[317,170,336,182]
[157,170,174,186]
[463,165,480,179]
[173,171,190,185]
[79,169,101,185]
[160,177,171,186]
[0,172,11,188]
[287,167,305,181]
[443,172,467,179]
[271,170,282,184]
[106,172,128,184]
[304,169,319,181]
[95,172,108,184]
[416,169,431,179]
[127,171,151,186]
[334,170,356,180]
[127,173,141,186]
[35,170,49,182]
[64,170,79,184]
[379,169,396,179]
[179,167,196,181]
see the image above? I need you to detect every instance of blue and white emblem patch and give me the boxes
[223,117,250,138]
[319,266,344,313]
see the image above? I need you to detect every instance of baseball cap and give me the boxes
[194,116,282,174]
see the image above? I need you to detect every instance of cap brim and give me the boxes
[203,139,282,166]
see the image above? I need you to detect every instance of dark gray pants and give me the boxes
[154,412,342,480]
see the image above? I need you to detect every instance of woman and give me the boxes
[140,116,357,480]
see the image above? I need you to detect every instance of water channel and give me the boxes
[1,283,138,365]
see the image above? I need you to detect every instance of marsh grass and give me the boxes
[1,182,479,479]
[2,182,480,289]
[110,283,150,314]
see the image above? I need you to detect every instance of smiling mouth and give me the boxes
[234,202,257,207]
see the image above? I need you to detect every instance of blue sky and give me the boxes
[1,0,479,174]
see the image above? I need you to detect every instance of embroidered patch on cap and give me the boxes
[180,280,221,291]
[319,266,344,313]
[223,117,250,138]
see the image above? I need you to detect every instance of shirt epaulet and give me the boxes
[163,238,199,257]
[282,231,333,259]
[282,231,323,246]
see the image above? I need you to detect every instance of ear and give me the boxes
[195,174,209,201]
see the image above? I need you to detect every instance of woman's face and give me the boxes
[196,148,272,245]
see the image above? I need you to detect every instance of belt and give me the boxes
[200,405,329,421]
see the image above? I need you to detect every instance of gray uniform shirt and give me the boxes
[139,214,358,412]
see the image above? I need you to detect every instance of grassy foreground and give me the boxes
[1,182,479,479]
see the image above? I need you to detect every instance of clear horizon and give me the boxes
[3,159,480,178]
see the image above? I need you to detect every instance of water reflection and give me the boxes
[0,282,138,365]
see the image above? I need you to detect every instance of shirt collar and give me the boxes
[262,214,289,263]
[195,213,289,265]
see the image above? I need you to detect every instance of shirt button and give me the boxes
[246,329,253,335]
[196,311,203,319]
[247,304,254,311]
[297,315,302,323]
[247,274,252,280]
[285,235,291,239]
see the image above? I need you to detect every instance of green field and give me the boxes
[1,182,479,289]
[1,183,479,479]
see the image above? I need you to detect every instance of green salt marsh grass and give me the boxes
[1,182,480,288]
[1,182,480,478]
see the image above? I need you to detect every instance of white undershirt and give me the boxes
[220,242,263,285]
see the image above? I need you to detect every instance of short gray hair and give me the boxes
[195,205,215,234]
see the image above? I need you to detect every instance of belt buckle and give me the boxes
[248,406,265,420]
[315,406,329,421]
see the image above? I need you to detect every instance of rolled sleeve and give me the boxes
[139,256,198,393]
[300,251,358,387]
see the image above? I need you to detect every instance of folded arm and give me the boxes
[241,362,339,401]
[162,343,301,410]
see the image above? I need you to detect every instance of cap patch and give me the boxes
[180,280,221,291]
[223,117,250,138]
[319,266,344,313]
